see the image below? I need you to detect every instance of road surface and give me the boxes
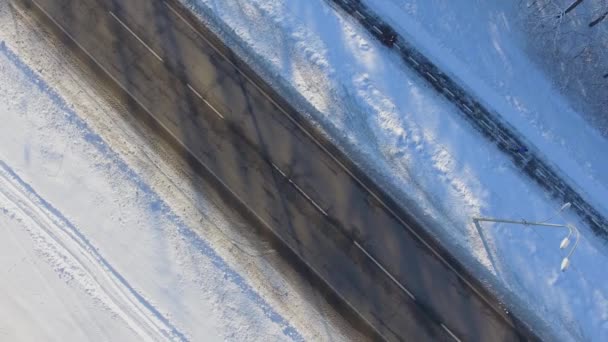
[14,0,540,340]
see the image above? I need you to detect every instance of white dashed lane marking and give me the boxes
[108,11,164,63]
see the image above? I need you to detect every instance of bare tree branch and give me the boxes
[589,11,608,27]
[564,0,584,14]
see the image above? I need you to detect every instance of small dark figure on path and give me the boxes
[509,145,528,154]
[381,32,397,47]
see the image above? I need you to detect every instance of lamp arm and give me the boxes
[566,225,580,260]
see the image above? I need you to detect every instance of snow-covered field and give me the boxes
[520,0,608,133]
[0,3,363,341]
[179,0,608,340]
[365,0,608,248]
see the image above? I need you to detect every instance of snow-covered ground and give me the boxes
[520,0,608,133]
[365,0,608,248]
[179,0,608,340]
[0,3,364,341]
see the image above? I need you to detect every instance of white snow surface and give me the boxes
[365,0,608,251]
[179,0,608,340]
[0,3,363,341]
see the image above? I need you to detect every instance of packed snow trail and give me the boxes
[0,160,185,341]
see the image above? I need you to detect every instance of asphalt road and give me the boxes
[15,0,540,340]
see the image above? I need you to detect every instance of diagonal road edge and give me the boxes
[326,0,608,241]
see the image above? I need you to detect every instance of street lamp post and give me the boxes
[472,203,580,272]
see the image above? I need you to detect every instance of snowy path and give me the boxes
[0,160,184,341]
[0,201,143,341]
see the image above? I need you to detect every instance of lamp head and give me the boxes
[560,202,572,212]
[559,236,570,249]
[560,257,570,272]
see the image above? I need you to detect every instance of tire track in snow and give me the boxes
[0,159,188,341]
